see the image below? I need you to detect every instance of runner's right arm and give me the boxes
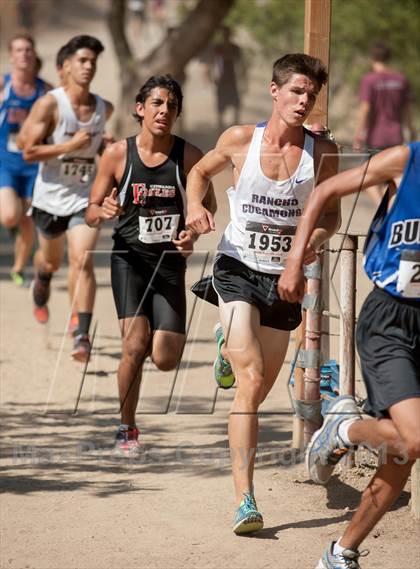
[278,144,409,303]
[185,125,250,234]
[17,94,92,161]
[85,140,125,227]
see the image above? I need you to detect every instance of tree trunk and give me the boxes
[108,0,234,136]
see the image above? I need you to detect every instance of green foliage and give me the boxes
[227,0,420,101]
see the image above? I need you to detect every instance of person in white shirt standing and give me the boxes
[18,35,113,362]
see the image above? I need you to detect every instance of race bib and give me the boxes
[243,222,295,265]
[7,131,19,153]
[396,250,420,298]
[138,206,180,244]
[59,158,96,184]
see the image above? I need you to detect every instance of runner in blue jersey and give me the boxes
[0,33,50,286]
[279,143,420,569]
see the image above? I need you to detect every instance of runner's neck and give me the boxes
[11,68,36,90]
[136,131,175,164]
[65,82,94,108]
[263,119,305,150]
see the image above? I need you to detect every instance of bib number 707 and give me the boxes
[143,216,173,233]
[138,207,180,244]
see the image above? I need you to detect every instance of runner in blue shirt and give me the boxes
[0,33,50,286]
[279,143,420,569]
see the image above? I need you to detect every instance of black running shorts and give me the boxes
[191,254,301,331]
[356,287,420,418]
[111,245,186,334]
[32,206,87,239]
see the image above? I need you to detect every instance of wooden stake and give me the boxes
[304,258,323,445]
[304,0,332,125]
[339,235,357,397]
[411,460,420,519]
[291,0,331,449]
[292,313,306,450]
[339,234,357,469]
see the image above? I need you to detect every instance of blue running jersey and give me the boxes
[0,73,47,171]
[364,142,420,301]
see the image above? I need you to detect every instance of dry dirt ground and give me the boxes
[1,4,419,569]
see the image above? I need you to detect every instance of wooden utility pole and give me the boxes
[292,0,332,449]
[304,0,332,125]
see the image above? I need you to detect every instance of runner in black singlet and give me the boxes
[86,74,216,454]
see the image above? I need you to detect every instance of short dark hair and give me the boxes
[65,35,104,58]
[56,44,71,69]
[370,42,391,63]
[133,74,183,124]
[8,32,35,51]
[272,53,328,89]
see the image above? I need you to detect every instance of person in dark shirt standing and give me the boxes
[353,42,416,205]
[206,26,246,131]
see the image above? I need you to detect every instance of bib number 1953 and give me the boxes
[244,222,295,265]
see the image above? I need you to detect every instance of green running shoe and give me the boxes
[10,271,27,287]
[213,323,235,389]
[232,492,264,535]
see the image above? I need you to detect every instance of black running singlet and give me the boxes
[113,135,187,263]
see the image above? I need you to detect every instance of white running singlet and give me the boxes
[218,122,315,274]
[32,87,107,216]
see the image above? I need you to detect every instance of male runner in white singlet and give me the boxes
[18,35,113,362]
[186,54,340,534]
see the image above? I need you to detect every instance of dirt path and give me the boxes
[1,7,419,568]
[1,188,419,569]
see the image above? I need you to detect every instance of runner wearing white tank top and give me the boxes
[18,35,113,362]
[31,86,107,216]
[219,121,315,274]
[186,54,340,535]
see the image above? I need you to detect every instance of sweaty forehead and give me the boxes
[285,73,320,92]
[72,48,97,60]
[148,87,177,103]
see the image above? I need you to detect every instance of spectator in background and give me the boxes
[353,42,416,205]
[204,26,246,131]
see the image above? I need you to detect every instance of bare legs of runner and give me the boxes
[218,298,290,505]
[0,189,35,280]
[117,315,186,426]
[326,398,420,554]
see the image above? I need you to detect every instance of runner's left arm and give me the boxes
[307,138,341,253]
